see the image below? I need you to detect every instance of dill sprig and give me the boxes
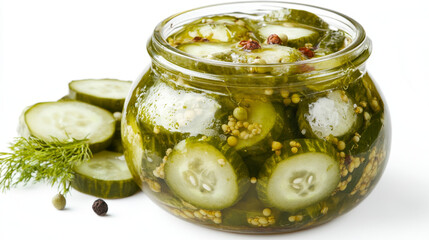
[0,136,92,195]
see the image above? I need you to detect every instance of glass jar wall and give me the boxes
[121,2,391,233]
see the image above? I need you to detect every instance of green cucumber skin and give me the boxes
[107,129,124,153]
[71,172,140,199]
[243,152,273,177]
[88,136,114,154]
[287,31,319,49]
[139,130,176,181]
[348,112,384,156]
[69,79,132,112]
[263,9,329,30]
[315,30,346,56]
[280,106,304,141]
[341,112,385,194]
[164,136,250,210]
[256,139,339,212]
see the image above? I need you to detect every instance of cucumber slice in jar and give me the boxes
[164,137,250,210]
[208,44,304,64]
[232,100,284,156]
[314,30,346,57]
[168,16,251,45]
[72,151,140,198]
[297,90,362,141]
[177,42,233,59]
[138,81,223,138]
[281,107,304,141]
[263,9,329,29]
[21,101,115,153]
[256,139,340,212]
[69,79,132,112]
[258,24,320,48]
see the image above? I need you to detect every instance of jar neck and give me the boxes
[146,1,372,91]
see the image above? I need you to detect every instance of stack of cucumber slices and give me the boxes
[20,78,139,199]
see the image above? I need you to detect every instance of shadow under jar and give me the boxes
[122,1,391,234]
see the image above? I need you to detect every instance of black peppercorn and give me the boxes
[92,199,108,216]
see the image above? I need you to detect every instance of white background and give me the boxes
[1,0,429,239]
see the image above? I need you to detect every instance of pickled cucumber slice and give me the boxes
[263,9,329,29]
[315,30,346,57]
[21,101,115,153]
[164,137,250,210]
[234,100,284,156]
[258,24,320,48]
[348,112,384,156]
[297,90,361,140]
[211,44,304,64]
[72,151,140,198]
[168,16,250,45]
[69,79,132,112]
[256,139,340,212]
[139,132,170,181]
[342,113,385,194]
[137,81,222,137]
[177,42,233,58]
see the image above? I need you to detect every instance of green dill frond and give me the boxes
[0,136,92,195]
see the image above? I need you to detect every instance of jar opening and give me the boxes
[147,1,372,89]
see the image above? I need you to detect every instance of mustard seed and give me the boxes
[233,107,248,121]
[227,136,238,147]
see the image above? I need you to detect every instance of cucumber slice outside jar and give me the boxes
[72,151,140,198]
[21,100,116,153]
[68,79,132,112]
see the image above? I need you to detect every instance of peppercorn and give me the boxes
[92,199,108,216]
[52,193,66,210]
[192,36,209,42]
[266,34,283,45]
[298,46,315,58]
[239,39,261,51]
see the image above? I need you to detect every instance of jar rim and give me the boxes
[148,1,372,87]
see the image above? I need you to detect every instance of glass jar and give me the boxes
[122,1,391,233]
